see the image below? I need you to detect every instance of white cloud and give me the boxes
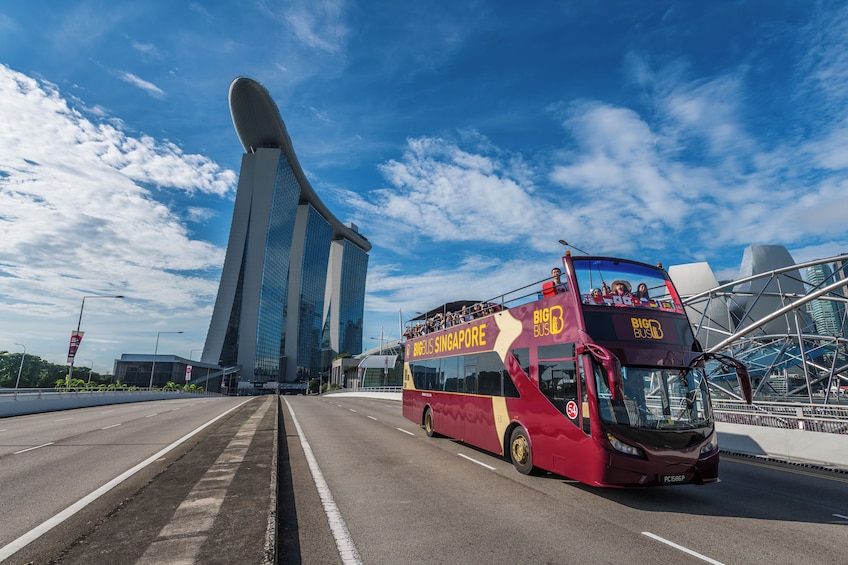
[118,71,166,98]
[0,65,235,368]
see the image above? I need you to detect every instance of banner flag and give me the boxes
[67,331,84,363]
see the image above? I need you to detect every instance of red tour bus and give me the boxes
[402,253,751,487]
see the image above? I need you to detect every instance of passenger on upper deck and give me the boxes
[543,267,568,297]
[634,282,650,301]
[611,280,632,297]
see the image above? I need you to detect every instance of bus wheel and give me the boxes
[423,407,437,437]
[509,426,535,475]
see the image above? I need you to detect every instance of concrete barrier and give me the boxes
[717,422,848,470]
[0,390,210,418]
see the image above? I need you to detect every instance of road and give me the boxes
[0,395,261,563]
[1,394,846,564]
[284,395,848,565]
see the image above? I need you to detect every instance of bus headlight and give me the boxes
[606,433,644,458]
[699,434,718,456]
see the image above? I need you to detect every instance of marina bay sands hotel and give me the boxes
[201,77,371,390]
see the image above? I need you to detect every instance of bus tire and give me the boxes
[509,426,536,475]
[423,407,438,438]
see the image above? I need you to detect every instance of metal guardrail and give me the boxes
[713,399,848,434]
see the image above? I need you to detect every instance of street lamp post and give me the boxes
[558,239,590,255]
[84,359,94,385]
[149,331,183,389]
[14,343,26,392]
[68,294,125,388]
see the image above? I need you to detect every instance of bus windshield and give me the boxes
[572,257,684,313]
[595,364,712,430]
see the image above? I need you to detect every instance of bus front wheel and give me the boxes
[423,407,438,437]
[509,426,536,475]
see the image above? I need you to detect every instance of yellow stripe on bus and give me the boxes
[492,396,509,456]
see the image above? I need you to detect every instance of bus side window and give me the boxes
[442,356,459,392]
[476,352,503,396]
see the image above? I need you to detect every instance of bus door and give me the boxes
[537,344,590,436]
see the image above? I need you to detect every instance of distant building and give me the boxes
[731,245,808,334]
[202,77,371,390]
[806,263,845,337]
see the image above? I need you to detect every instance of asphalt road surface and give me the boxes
[283,395,848,565]
[2,394,847,564]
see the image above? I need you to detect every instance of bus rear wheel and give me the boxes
[423,407,438,437]
[509,426,536,475]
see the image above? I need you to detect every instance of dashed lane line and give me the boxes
[642,532,724,565]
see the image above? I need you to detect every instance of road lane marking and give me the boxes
[101,423,121,430]
[146,413,158,418]
[348,409,357,413]
[14,442,55,454]
[0,398,255,561]
[397,428,415,436]
[367,416,378,421]
[53,418,73,422]
[457,453,496,470]
[642,532,724,565]
[284,398,362,565]
[138,399,272,564]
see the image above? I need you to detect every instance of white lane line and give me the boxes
[834,513,848,520]
[138,400,272,563]
[367,416,378,421]
[14,442,55,455]
[53,418,73,422]
[284,398,362,565]
[457,453,497,470]
[642,532,724,565]
[0,398,255,561]
[396,428,415,436]
[101,423,121,430]
[348,409,357,413]
[146,413,158,418]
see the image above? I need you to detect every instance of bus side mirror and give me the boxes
[691,352,753,405]
[736,362,752,405]
[578,343,622,401]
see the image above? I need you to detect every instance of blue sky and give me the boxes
[1,1,847,374]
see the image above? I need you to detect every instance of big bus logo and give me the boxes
[631,317,663,340]
[533,305,564,338]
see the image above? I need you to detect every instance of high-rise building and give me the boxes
[806,263,844,337]
[202,77,371,389]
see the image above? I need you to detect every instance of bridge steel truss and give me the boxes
[680,253,848,408]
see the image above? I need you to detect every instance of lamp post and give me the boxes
[68,294,125,388]
[14,343,26,392]
[83,359,94,385]
[558,239,590,255]
[149,331,183,389]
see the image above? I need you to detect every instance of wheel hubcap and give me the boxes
[512,436,528,464]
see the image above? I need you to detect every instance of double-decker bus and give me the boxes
[402,253,751,487]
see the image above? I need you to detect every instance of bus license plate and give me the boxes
[661,474,688,484]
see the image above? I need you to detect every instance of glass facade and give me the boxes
[294,206,333,381]
[338,240,369,355]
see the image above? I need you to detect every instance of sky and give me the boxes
[1,1,848,375]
